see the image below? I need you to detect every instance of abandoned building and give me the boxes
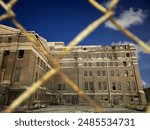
[0,24,52,109]
[0,24,147,109]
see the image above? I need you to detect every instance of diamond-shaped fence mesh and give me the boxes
[0,0,150,113]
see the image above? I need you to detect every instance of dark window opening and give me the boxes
[126,53,130,57]
[123,61,127,66]
[58,84,61,90]
[8,37,12,43]
[4,50,10,55]
[113,86,117,90]
[18,50,24,58]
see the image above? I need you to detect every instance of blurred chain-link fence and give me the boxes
[0,0,150,113]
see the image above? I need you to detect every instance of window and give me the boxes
[35,72,38,81]
[118,96,123,102]
[8,37,12,43]
[109,62,113,66]
[131,52,136,57]
[131,81,136,91]
[89,71,92,76]
[110,70,114,76]
[98,82,102,90]
[0,37,2,43]
[96,62,100,66]
[89,62,92,66]
[19,36,26,43]
[112,82,116,90]
[103,95,108,101]
[97,71,101,76]
[101,53,105,58]
[37,57,40,65]
[85,82,88,90]
[127,82,131,91]
[126,53,130,57]
[114,62,118,66]
[14,68,21,82]
[124,70,128,77]
[62,84,66,90]
[89,82,94,91]
[123,61,127,66]
[84,71,88,76]
[18,50,24,59]
[130,70,134,77]
[101,62,105,66]
[115,70,119,76]
[103,82,107,90]
[84,62,87,66]
[102,70,106,76]
[58,84,61,90]
[117,82,121,90]
[4,50,10,55]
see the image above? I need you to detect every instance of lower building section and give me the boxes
[50,92,146,106]
[0,87,146,110]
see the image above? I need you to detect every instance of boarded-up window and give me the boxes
[14,68,21,82]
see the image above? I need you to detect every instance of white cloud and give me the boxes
[105,8,147,30]
[142,80,149,88]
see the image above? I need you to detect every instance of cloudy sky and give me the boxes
[1,0,150,86]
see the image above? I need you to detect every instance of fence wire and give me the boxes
[0,0,150,113]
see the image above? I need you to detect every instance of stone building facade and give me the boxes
[0,25,52,109]
[0,24,147,109]
[48,42,146,106]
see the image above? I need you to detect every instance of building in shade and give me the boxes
[0,24,52,109]
[144,88,150,105]
[0,24,147,109]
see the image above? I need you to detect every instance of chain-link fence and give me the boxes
[0,0,150,113]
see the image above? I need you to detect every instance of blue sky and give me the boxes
[1,0,150,86]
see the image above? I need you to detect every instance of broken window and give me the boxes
[4,50,10,55]
[112,82,116,90]
[126,53,130,57]
[124,70,128,77]
[18,50,24,59]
